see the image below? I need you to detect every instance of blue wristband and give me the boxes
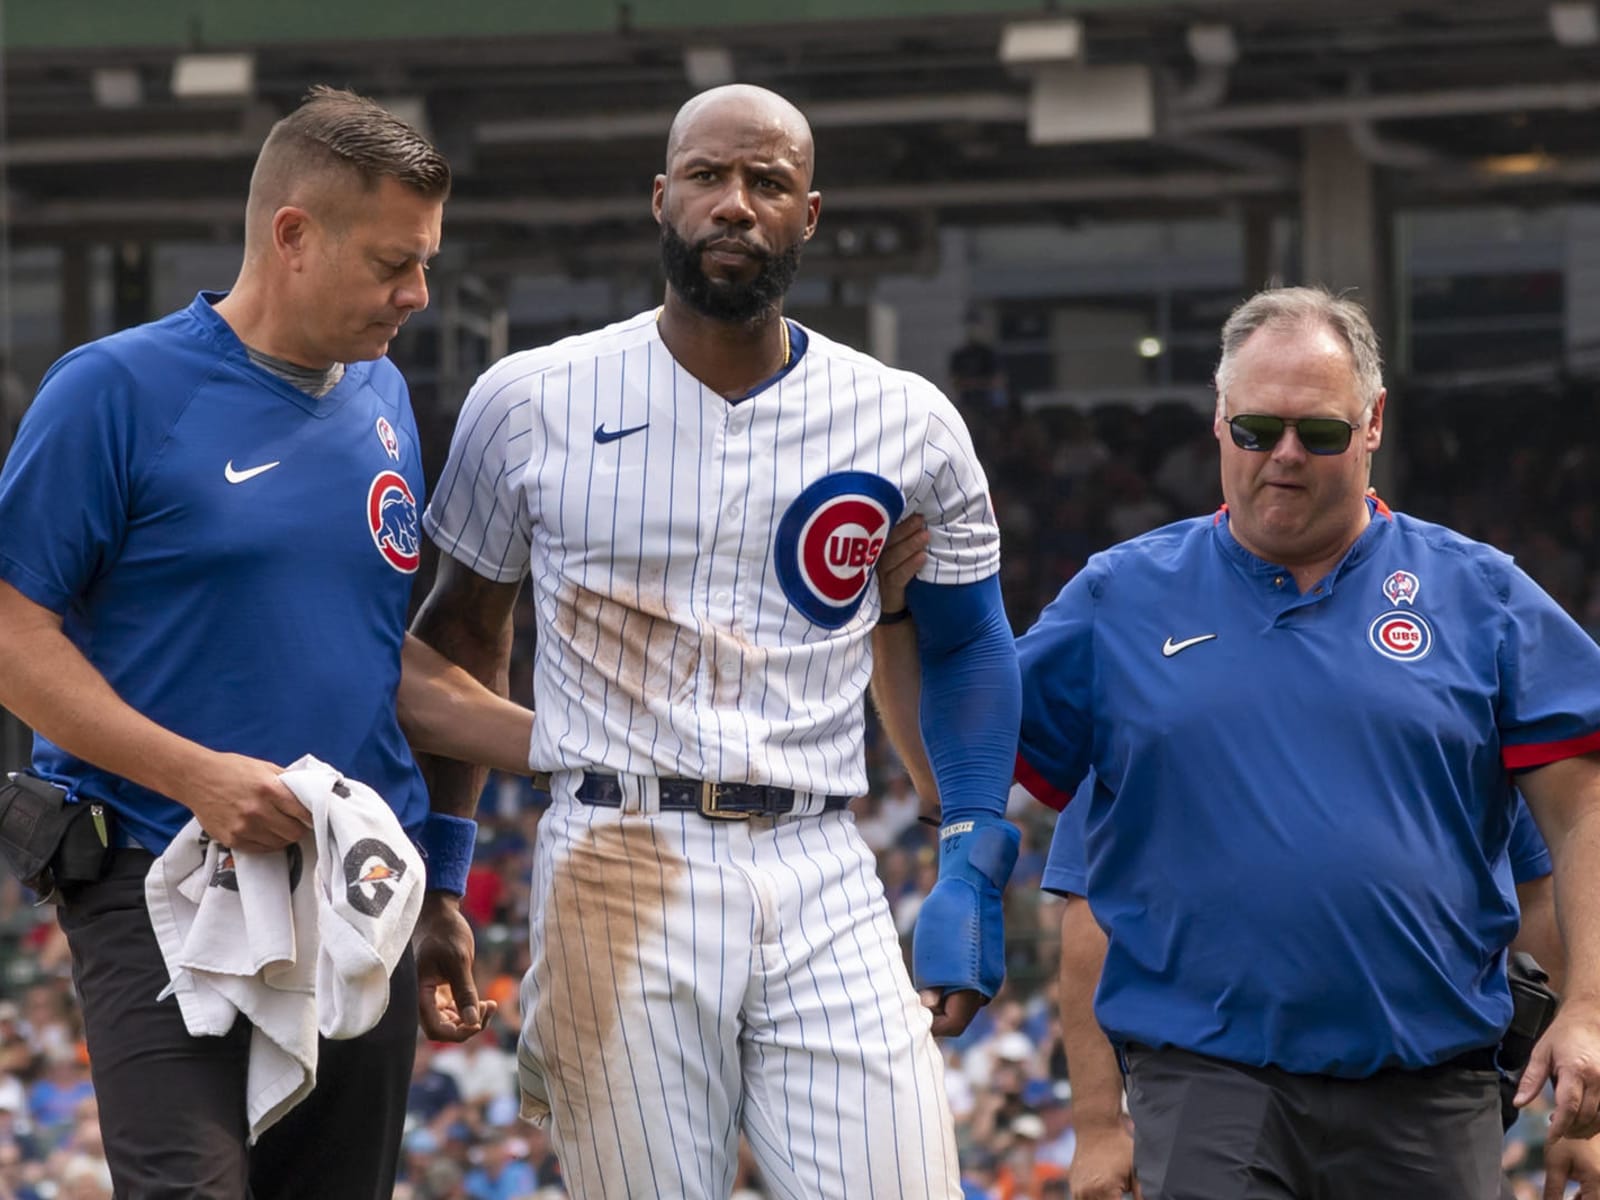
[418,812,478,896]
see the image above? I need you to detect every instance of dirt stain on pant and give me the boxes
[527,815,690,1190]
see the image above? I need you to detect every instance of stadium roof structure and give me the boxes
[0,0,1593,273]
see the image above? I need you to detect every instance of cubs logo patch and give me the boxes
[1382,570,1420,607]
[1369,610,1433,662]
[367,471,420,574]
[375,416,400,461]
[343,837,407,918]
[775,471,905,628]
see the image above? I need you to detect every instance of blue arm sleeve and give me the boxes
[905,573,1020,825]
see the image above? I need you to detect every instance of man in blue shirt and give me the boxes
[1012,286,1600,1198]
[1045,774,1600,1199]
[0,88,530,1200]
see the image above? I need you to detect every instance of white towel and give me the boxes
[144,755,424,1141]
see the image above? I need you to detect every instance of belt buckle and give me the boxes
[699,781,750,821]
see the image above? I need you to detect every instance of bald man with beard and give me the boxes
[413,84,1023,1198]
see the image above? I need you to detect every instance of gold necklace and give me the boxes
[657,307,791,369]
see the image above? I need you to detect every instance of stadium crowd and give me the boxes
[0,366,1594,1198]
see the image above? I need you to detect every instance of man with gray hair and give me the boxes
[1004,285,1600,1197]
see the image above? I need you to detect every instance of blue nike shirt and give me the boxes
[1042,772,1553,898]
[0,292,430,851]
[1017,499,1600,1076]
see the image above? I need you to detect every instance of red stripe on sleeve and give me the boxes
[1503,727,1600,770]
[1015,753,1071,811]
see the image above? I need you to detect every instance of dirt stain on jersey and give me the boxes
[550,577,704,710]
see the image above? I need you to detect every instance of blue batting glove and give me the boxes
[912,815,1020,1000]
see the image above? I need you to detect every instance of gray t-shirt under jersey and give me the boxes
[245,346,346,399]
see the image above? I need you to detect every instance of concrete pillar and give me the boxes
[1242,203,1278,294]
[60,242,91,353]
[1565,206,1600,374]
[112,242,152,332]
[1299,126,1396,497]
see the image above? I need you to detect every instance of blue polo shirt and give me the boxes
[1042,774,1553,900]
[1017,500,1600,1076]
[0,292,429,851]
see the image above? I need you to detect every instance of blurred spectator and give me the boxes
[961,1004,1033,1091]
[854,771,922,852]
[1027,1081,1077,1171]
[0,1006,31,1081]
[417,1156,470,1200]
[463,1136,538,1200]
[410,1041,466,1125]
[461,858,508,930]
[959,1147,1000,1200]
[1153,427,1222,513]
[892,849,938,939]
[1047,412,1110,485]
[1101,462,1172,542]
[26,1048,91,1147]
[949,312,1008,414]
[52,1152,112,1200]
[992,1111,1068,1199]
[433,1034,518,1110]
[0,1081,29,1142]
[19,986,75,1068]
[0,1138,42,1200]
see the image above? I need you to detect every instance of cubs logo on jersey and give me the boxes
[1371,569,1431,661]
[1369,610,1432,662]
[375,416,401,461]
[367,470,420,574]
[775,471,905,628]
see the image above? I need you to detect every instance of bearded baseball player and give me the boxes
[410,84,1021,1196]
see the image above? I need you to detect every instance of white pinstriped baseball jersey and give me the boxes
[423,309,1000,795]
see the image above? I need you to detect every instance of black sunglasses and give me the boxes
[1226,413,1360,457]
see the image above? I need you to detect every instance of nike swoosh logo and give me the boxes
[1162,634,1217,658]
[594,423,648,444]
[224,460,281,484]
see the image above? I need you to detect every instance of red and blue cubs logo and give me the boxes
[368,470,420,574]
[776,472,905,628]
[1368,610,1432,662]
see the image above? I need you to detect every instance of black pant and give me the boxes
[59,850,418,1200]
[1124,1043,1504,1200]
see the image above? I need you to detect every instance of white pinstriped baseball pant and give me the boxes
[515,775,960,1199]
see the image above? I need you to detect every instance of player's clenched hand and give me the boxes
[913,817,1019,1037]
[1545,1133,1600,1200]
[919,987,984,1038]
[180,753,311,853]
[1518,998,1600,1140]
[414,892,498,1043]
[1070,1120,1144,1200]
[876,514,928,612]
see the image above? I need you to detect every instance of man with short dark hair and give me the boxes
[0,87,529,1199]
